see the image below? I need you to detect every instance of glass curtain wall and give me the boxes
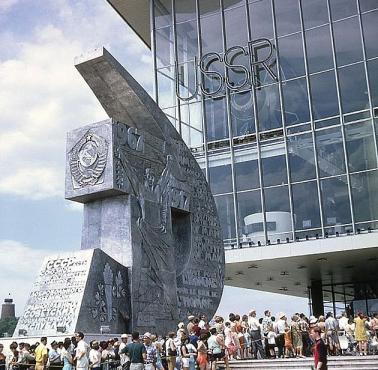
[152,0,378,247]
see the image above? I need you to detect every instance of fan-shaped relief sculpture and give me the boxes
[16,47,225,336]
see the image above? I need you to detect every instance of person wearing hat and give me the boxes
[143,333,156,370]
[187,316,195,335]
[177,323,186,341]
[119,334,130,370]
[49,341,63,370]
[275,313,288,358]
[120,332,146,370]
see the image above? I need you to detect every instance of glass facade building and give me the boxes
[107,0,378,316]
[151,0,378,249]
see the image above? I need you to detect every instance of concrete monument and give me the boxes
[15,48,225,335]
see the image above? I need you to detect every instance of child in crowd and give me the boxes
[266,325,276,358]
[284,327,294,358]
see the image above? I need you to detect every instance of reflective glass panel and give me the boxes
[157,67,176,108]
[204,97,229,141]
[176,61,198,100]
[264,186,290,212]
[264,186,292,241]
[190,128,203,147]
[274,0,301,36]
[175,0,196,22]
[208,163,233,194]
[181,123,190,146]
[154,0,172,29]
[155,26,174,67]
[235,157,259,191]
[368,59,378,108]
[278,33,305,80]
[345,121,377,172]
[199,0,220,16]
[261,154,287,186]
[176,20,198,63]
[230,91,256,136]
[292,181,321,229]
[302,0,329,29]
[310,71,339,120]
[200,54,225,96]
[200,13,223,54]
[256,84,282,131]
[288,132,317,182]
[338,63,369,114]
[237,190,262,238]
[225,6,249,48]
[333,17,363,66]
[351,170,378,222]
[330,0,357,21]
[180,102,202,129]
[282,78,310,126]
[360,0,378,12]
[224,0,245,9]
[362,10,378,59]
[305,25,334,73]
[321,176,352,226]
[315,127,346,177]
[249,0,273,40]
[214,194,236,240]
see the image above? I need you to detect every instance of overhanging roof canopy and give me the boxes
[107,0,151,47]
[107,0,244,49]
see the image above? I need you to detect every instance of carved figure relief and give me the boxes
[69,131,108,188]
[90,264,127,323]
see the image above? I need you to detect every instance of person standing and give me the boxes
[0,344,6,370]
[165,332,177,370]
[248,309,265,359]
[312,327,327,370]
[88,342,101,370]
[262,310,272,358]
[291,315,303,357]
[49,341,63,370]
[196,334,208,370]
[35,337,48,370]
[121,332,146,370]
[61,340,73,370]
[354,312,368,356]
[275,313,288,358]
[143,333,157,370]
[74,332,89,370]
[119,335,130,370]
[187,316,195,336]
[325,312,340,355]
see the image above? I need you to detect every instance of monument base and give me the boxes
[14,249,130,337]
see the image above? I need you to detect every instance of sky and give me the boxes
[0,0,308,321]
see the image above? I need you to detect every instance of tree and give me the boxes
[0,317,18,337]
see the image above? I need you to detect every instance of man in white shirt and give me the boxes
[119,334,130,369]
[198,315,207,330]
[74,332,89,370]
[275,313,288,358]
[338,312,348,331]
[248,309,265,359]
[88,341,101,370]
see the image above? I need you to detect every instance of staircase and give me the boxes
[218,355,378,369]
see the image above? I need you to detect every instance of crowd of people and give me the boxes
[0,311,377,370]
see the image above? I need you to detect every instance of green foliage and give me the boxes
[0,317,18,337]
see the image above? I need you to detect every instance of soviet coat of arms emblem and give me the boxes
[69,131,108,188]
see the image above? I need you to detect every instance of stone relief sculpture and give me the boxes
[15,47,225,336]
[68,131,108,188]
